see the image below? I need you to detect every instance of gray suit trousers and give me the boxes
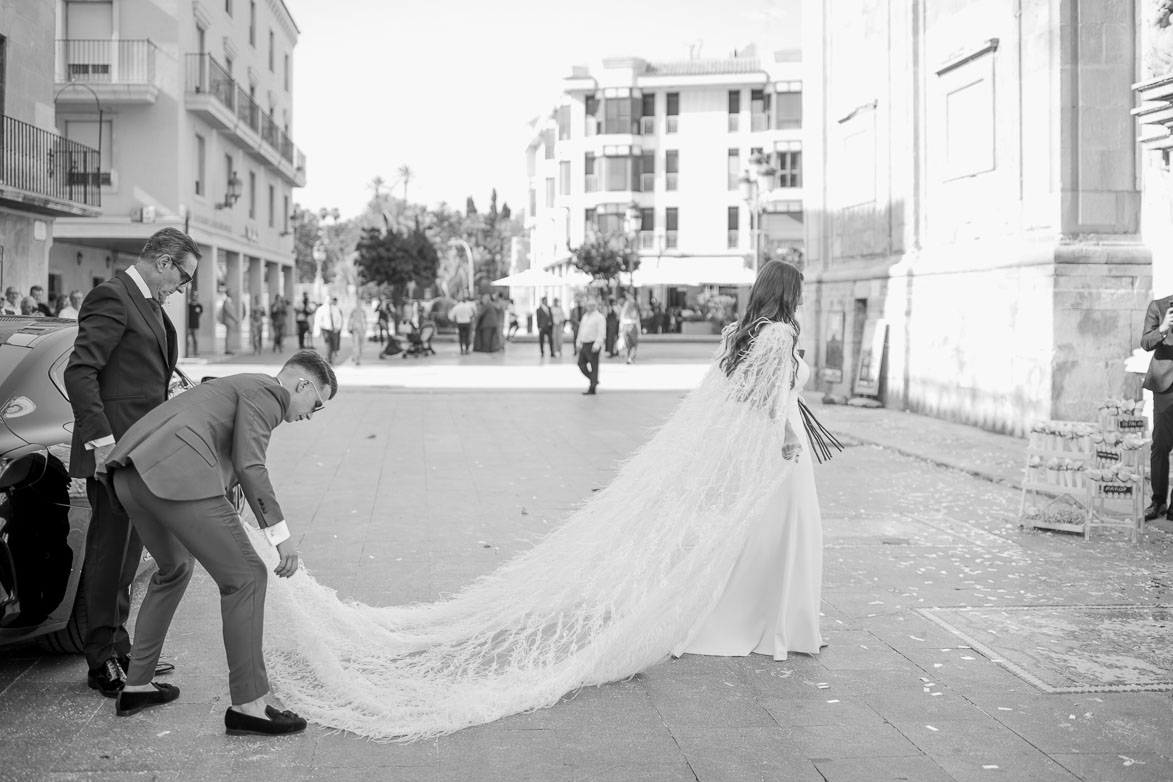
[112,468,270,704]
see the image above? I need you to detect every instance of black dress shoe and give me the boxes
[224,705,307,736]
[582,388,596,395]
[115,682,180,717]
[117,655,175,678]
[1144,503,1167,521]
[87,658,125,698]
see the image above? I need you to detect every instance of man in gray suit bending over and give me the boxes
[101,350,337,736]
[1141,295,1173,521]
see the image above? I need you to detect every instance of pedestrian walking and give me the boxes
[102,351,336,735]
[314,295,344,364]
[63,227,200,698]
[294,294,314,349]
[569,299,584,346]
[604,298,619,357]
[348,301,368,365]
[1143,294,1173,521]
[376,298,391,345]
[450,296,476,354]
[219,290,239,355]
[186,291,203,355]
[506,300,520,342]
[250,294,266,356]
[474,294,501,353]
[551,297,566,357]
[576,297,605,395]
[270,294,288,353]
[619,292,640,364]
[535,296,554,357]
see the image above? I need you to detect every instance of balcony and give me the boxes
[0,115,101,217]
[185,54,305,187]
[665,230,678,249]
[640,116,655,134]
[55,39,160,104]
[639,173,655,192]
[666,116,679,134]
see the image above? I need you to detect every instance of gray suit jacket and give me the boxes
[103,373,289,529]
[1141,296,1173,395]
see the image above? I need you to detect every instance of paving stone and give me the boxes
[672,726,824,782]
[1050,752,1173,781]
[811,756,956,782]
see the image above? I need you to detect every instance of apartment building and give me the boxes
[51,0,304,354]
[523,50,802,326]
[0,1,101,299]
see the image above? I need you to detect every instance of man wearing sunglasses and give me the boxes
[97,349,337,736]
[64,227,201,700]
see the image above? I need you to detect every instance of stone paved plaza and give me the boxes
[1,341,1171,781]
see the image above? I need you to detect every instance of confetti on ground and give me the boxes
[156,731,170,737]
[931,692,942,697]
[961,655,976,660]
[826,699,839,704]
[817,683,830,689]
[982,765,999,770]
[997,707,1012,711]
[926,725,938,731]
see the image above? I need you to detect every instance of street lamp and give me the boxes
[215,171,243,210]
[623,201,642,291]
[447,238,475,298]
[739,151,777,273]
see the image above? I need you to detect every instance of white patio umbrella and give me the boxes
[490,268,567,287]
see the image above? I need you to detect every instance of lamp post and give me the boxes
[738,151,777,274]
[623,201,642,292]
[447,238,475,298]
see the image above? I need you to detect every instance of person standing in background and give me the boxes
[270,294,288,354]
[1141,294,1173,522]
[59,290,84,320]
[30,285,53,316]
[219,290,239,356]
[569,298,584,347]
[551,297,566,358]
[450,296,476,355]
[315,295,344,364]
[605,298,620,358]
[294,294,312,350]
[506,299,520,342]
[576,298,606,395]
[1,286,20,315]
[250,294,266,356]
[348,300,368,365]
[186,290,203,356]
[535,297,554,358]
[63,227,200,698]
[619,292,641,364]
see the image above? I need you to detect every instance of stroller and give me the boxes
[402,322,436,358]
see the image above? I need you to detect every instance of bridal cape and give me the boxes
[249,321,801,740]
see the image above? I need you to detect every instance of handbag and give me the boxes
[798,398,844,464]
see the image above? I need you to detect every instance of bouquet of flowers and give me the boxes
[1029,421,1094,452]
[1098,398,1147,432]
[1086,464,1141,497]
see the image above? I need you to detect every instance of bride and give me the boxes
[255,259,823,740]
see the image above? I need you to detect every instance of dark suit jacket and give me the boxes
[103,373,289,529]
[64,271,177,479]
[535,306,553,331]
[1142,296,1173,394]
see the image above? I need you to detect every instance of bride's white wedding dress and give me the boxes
[249,320,823,740]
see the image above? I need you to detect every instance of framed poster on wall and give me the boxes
[853,318,888,397]
[822,309,846,384]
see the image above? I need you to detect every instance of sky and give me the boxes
[284,0,802,220]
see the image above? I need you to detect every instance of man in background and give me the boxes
[1,286,19,315]
[551,297,566,358]
[29,285,53,316]
[576,298,605,396]
[187,290,204,356]
[450,296,476,355]
[58,290,84,320]
[1142,294,1173,522]
[315,295,344,364]
[220,290,239,356]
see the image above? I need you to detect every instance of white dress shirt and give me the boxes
[577,310,606,350]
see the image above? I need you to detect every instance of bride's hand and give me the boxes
[275,539,300,578]
[782,421,802,461]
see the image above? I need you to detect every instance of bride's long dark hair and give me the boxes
[720,260,803,377]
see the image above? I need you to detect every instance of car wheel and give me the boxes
[35,568,88,654]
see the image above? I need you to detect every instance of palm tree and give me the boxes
[396,165,413,203]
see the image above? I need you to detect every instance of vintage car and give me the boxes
[0,315,199,652]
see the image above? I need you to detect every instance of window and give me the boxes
[775,82,802,129]
[249,1,256,46]
[584,96,599,136]
[584,153,597,192]
[775,142,802,188]
[528,188,536,216]
[248,170,256,218]
[559,161,571,195]
[728,90,740,132]
[665,150,679,191]
[545,177,555,208]
[603,97,637,134]
[665,207,678,248]
[194,134,205,195]
[640,150,655,191]
[666,92,679,133]
[727,148,740,190]
[585,207,596,235]
[727,206,739,249]
[268,184,275,227]
[268,30,274,71]
[225,0,232,15]
[604,156,631,192]
[283,54,289,92]
[639,207,655,248]
[640,93,655,134]
[542,129,554,159]
[556,105,570,140]
[225,55,233,76]
[63,119,113,186]
[751,89,771,131]
[595,203,625,235]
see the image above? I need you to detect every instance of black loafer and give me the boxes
[115,682,180,717]
[224,705,307,736]
[117,655,175,678]
[87,658,125,698]
[1145,503,1168,521]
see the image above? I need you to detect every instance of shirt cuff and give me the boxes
[85,435,115,450]
[262,521,290,546]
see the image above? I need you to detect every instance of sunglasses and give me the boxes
[303,377,325,413]
[163,256,193,288]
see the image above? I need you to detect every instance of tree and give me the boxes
[569,231,640,289]
[465,196,477,216]
[354,223,439,305]
[396,165,413,203]
[291,204,321,283]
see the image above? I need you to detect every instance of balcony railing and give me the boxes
[666,116,679,134]
[751,113,771,132]
[57,39,158,84]
[0,114,101,208]
[665,230,678,249]
[584,174,598,192]
[728,114,740,132]
[639,231,656,249]
[186,53,235,110]
[639,173,655,192]
[665,173,679,191]
[727,230,739,249]
[236,85,259,132]
[640,116,655,134]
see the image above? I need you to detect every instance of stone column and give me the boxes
[266,260,282,351]
[224,250,243,355]
[283,263,295,303]
[193,243,219,358]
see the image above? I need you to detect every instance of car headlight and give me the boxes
[1,396,35,421]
